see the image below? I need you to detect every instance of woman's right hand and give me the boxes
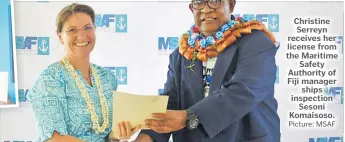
[113,121,141,140]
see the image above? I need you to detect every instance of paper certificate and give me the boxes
[112,91,169,130]
[0,72,8,103]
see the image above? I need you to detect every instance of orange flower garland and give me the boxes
[179,19,277,62]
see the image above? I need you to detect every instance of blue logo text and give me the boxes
[95,14,127,33]
[158,37,178,52]
[233,14,279,32]
[15,36,50,55]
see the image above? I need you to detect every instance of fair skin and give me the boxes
[135,0,234,141]
[46,12,140,142]
[58,12,95,85]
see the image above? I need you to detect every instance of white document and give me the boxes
[112,91,169,130]
[0,72,8,103]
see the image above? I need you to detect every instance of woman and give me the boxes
[28,3,139,142]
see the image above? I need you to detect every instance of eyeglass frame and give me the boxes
[189,0,224,10]
[63,25,96,36]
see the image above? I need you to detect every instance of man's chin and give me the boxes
[200,27,219,36]
[200,31,217,36]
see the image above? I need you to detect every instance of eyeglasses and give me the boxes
[190,0,223,10]
[64,25,95,36]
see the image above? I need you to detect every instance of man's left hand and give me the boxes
[145,110,187,133]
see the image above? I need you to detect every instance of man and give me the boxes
[136,0,280,141]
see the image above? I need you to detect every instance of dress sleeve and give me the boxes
[111,73,117,91]
[27,72,68,141]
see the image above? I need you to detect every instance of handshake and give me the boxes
[110,110,188,142]
[110,92,188,141]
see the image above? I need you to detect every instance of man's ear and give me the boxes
[189,4,193,12]
[229,0,235,13]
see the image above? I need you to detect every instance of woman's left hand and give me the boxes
[113,121,141,140]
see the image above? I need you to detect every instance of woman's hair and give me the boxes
[56,3,95,33]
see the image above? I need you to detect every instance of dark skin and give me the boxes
[192,0,234,36]
[135,0,235,141]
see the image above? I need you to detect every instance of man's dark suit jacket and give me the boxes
[140,30,280,142]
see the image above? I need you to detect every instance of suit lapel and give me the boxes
[182,58,204,101]
[209,44,239,92]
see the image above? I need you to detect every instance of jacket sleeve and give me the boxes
[190,30,278,139]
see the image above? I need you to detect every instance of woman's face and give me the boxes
[58,12,96,58]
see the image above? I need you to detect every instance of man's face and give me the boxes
[190,0,233,36]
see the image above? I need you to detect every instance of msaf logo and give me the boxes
[104,67,128,85]
[15,36,50,55]
[158,37,178,53]
[95,14,127,33]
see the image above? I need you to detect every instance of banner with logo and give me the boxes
[0,1,343,142]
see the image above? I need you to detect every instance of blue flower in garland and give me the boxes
[215,31,223,39]
[187,29,193,37]
[241,15,249,22]
[188,38,196,47]
[206,36,215,45]
[200,39,207,48]
[186,18,246,50]
[220,24,229,32]
[228,20,235,27]
[241,17,247,22]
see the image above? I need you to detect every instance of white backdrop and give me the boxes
[0,1,343,142]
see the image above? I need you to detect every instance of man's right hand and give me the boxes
[134,134,152,142]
